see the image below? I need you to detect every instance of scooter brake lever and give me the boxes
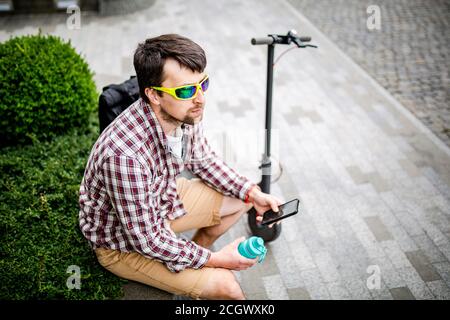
[291,37,303,48]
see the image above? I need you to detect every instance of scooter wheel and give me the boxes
[247,207,281,242]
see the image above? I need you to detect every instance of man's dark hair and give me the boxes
[133,34,207,103]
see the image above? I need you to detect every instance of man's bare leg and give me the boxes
[193,197,253,300]
[192,197,252,248]
[199,268,246,300]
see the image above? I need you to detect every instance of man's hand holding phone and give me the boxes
[247,186,283,228]
[260,199,300,226]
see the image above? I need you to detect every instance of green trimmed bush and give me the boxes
[0,116,125,299]
[0,33,97,147]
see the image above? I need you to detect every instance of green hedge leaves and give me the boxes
[0,102,125,300]
[0,33,97,147]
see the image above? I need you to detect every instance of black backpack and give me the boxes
[98,76,140,133]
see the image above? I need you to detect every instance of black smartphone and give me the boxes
[261,198,300,226]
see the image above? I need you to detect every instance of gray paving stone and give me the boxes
[289,170,313,194]
[405,250,442,282]
[326,281,353,300]
[432,194,450,215]
[287,287,311,300]
[397,266,435,300]
[413,235,447,264]
[380,240,413,269]
[346,166,369,185]
[239,269,269,301]
[412,220,450,261]
[286,238,317,271]
[262,274,290,300]
[388,225,419,253]
[380,191,406,213]
[305,203,337,239]
[375,158,400,181]
[422,167,450,201]
[375,202,400,228]
[276,167,301,200]
[345,211,386,259]
[370,256,406,290]
[437,242,450,263]
[404,196,436,218]
[236,241,274,298]
[351,193,379,218]
[313,251,341,283]
[398,158,422,178]
[414,176,442,202]
[445,231,450,241]
[281,217,301,243]
[246,291,269,300]
[300,268,331,300]
[294,212,328,257]
[364,216,394,242]
[389,173,414,192]
[356,185,380,202]
[426,280,450,300]
[433,262,450,286]
[392,210,426,237]
[389,287,416,300]
[252,246,280,277]
[346,254,373,278]
[425,207,450,234]
[341,277,373,300]
[269,237,305,289]
[367,172,391,193]
[367,280,394,300]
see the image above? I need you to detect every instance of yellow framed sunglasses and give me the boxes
[150,75,209,101]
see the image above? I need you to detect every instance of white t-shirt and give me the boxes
[166,126,183,159]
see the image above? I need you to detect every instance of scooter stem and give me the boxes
[260,43,275,194]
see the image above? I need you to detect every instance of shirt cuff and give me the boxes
[164,241,211,273]
[189,243,212,269]
[239,180,256,201]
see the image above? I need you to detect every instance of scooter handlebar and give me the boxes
[252,35,312,45]
[251,37,274,45]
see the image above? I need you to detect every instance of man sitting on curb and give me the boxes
[79,34,282,300]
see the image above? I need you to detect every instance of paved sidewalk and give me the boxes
[1,0,449,300]
[287,0,450,148]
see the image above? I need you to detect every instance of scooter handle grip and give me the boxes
[251,37,274,45]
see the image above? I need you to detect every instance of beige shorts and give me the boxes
[95,177,224,299]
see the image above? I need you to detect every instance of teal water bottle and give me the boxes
[238,236,267,263]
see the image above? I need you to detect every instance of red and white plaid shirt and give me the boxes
[79,98,254,272]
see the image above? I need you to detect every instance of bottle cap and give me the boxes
[238,236,267,263]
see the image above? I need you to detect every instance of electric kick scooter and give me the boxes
[247,30,317,241]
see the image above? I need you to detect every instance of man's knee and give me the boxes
[217,273,245,300]
[222,279,245,300]
[201,269,245,300]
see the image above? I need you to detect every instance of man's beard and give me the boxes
[160,105,202,126]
